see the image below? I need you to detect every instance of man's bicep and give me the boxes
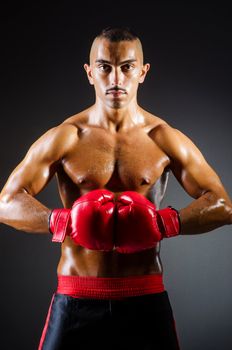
[0,127,63,200]
[169,130,225,199]
[172,154,223,198]
[1,155,55,199]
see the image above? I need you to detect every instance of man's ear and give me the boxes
[84,63,94,85]
[139,63,150,84]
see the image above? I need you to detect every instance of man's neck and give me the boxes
[88,101,144,133]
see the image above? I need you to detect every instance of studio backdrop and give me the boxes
[0,2,231,349]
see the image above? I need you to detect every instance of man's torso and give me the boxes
[55,109,171,277]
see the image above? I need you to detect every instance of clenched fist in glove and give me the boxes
[49,189,115,251]
[115,191,180,253]
[49,189,180,254]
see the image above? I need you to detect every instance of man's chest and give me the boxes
[61,126,170,192]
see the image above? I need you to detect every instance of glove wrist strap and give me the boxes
[49,209,71,242]
[157,206,181,238]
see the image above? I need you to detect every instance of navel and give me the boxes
[77,175,87,184]
[141,177,151,185]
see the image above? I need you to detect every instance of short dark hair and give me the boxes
[97,27,139,42]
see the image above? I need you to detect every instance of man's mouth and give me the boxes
[106,89,127,96]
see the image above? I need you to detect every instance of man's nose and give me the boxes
[110,67,123,86]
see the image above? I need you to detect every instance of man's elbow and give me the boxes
[211,196,232,225]
[0,192,14,204]
[0,193,13,224]
[0,191,25,225]
[200,190,232,226]
[221,200,232,225]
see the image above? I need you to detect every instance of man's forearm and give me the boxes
[179,191,232,235]
[0,192,51,233]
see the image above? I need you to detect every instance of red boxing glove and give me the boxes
[49,189,115,251]
[115,191,180,253]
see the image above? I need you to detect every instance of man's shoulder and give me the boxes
[61,110,89,128]
[144,112,190,154]
[144,112,177,137]
[40,123,78,144]
[147,115,198,164]
[43,111,89,142]
[31,121,80,160]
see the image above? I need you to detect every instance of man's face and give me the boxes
[84,38,150,109]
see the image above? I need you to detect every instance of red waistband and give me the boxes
[57,274,165,299]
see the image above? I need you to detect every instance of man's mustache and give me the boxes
[106,86,127,93]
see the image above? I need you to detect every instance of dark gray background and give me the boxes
[0,1,231,349]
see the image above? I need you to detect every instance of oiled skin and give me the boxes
[56,113,169,277]
[0,37,231,278]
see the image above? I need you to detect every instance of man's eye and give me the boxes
[99,65,111,72]
[121,64,133,72]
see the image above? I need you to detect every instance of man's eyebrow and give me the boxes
[95,59,137,65]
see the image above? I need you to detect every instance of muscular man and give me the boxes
[0,27,231,350]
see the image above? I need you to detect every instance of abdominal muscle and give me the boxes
[55,178,168,278]
[55,175,168,278]
[57,238,163,277]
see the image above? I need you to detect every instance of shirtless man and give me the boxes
[0,27,231,350]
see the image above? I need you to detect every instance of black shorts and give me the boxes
[38,291,180,350]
